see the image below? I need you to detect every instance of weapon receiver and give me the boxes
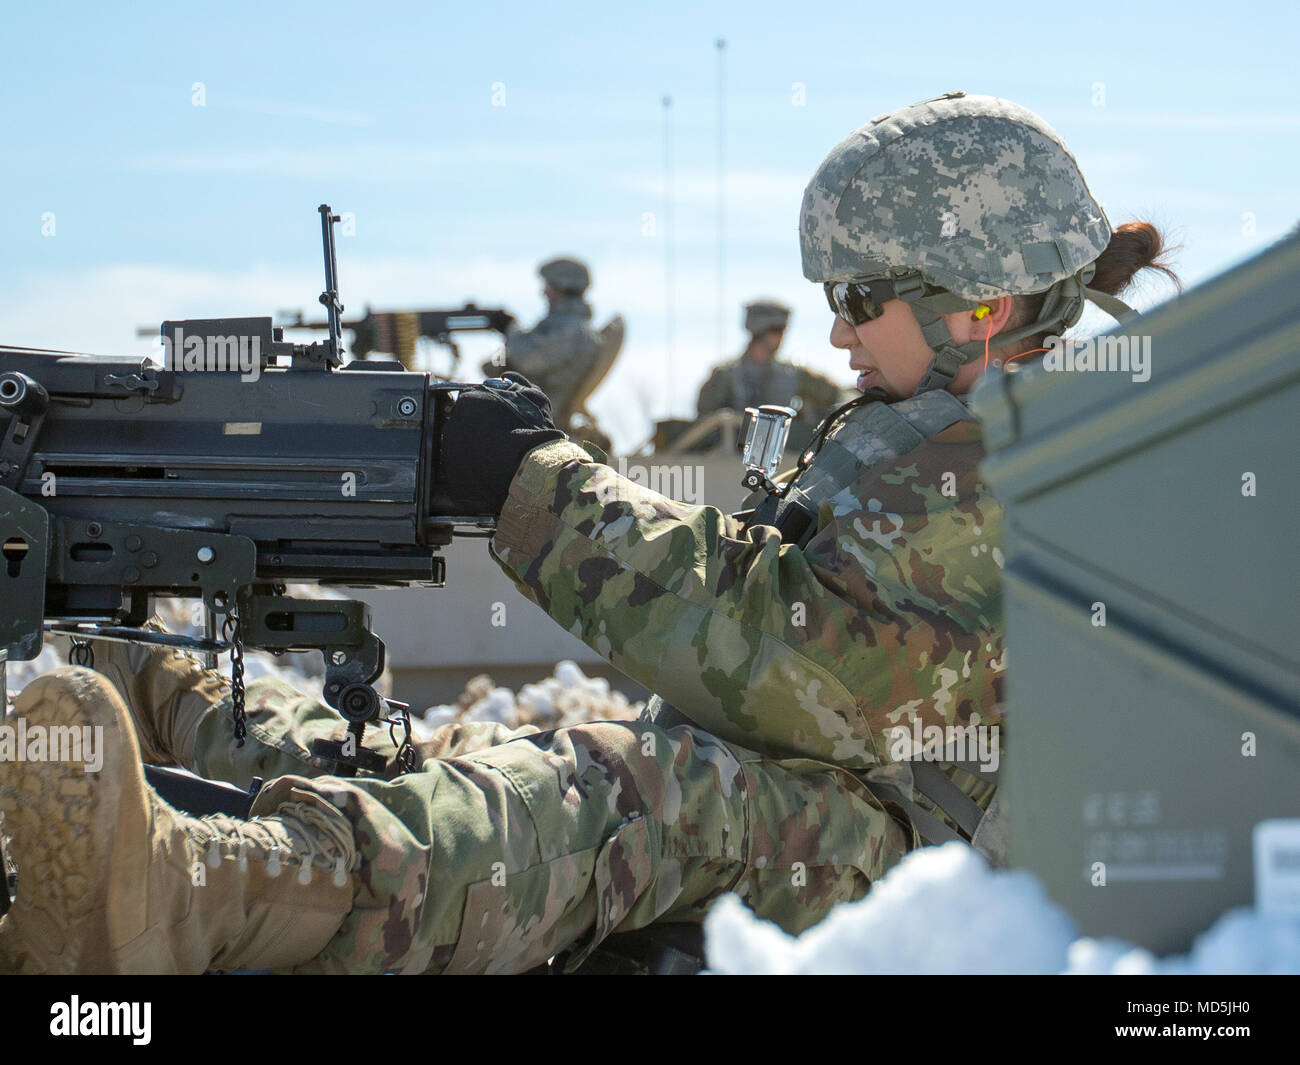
[2,205,494,778]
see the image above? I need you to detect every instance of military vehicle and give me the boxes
[972,229,1300,953]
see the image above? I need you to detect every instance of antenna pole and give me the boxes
[716,38,727,364]
[663,94,675,418]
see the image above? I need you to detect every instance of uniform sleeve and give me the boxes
[503,322,560,378]
[798,367,851,416]
[696,367,728,416]
[490,429,1005,769]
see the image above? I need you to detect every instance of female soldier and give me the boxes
[0,92,1177,974]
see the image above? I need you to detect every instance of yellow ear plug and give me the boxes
[973,305,991,319]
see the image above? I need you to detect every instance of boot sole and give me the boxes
[0,667,132,973]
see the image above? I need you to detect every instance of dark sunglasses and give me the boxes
[823,275,929,326]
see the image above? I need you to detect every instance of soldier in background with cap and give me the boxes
[696,300,848,443]
[499,256,604,429]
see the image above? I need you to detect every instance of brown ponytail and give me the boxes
[1089,221,1182,297]
[1003,219,1182,359]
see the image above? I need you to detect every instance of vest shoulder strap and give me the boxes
[768,389,976,544]
[889,388,975,438]
[870,763,1008,868]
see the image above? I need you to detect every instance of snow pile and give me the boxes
[412,660,644,739]
[704,842,1300,975]
[5,595,636,738]
[705,841,1073,975]
[515,661,644,727]
[150,591,352,693]
[4,643,70,697]
[1064,909,1300,975]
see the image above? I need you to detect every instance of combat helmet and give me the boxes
[539,256,591,296]
[800,91,1137,393]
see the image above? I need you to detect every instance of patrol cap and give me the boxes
[799,92,1112,300]
[744,300,791,335]
[538,256,591,295]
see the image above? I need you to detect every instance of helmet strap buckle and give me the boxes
[913,343,966,394]
[890,273,928,302]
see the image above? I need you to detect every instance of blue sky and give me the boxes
[3,0,1296,448]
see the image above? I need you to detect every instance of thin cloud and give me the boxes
[1058,109,1300,135]
[125,141,597,178]
[624,169,809,210]
[225,96,375,128]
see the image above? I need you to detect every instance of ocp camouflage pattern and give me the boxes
[267,721,906,973]
[493,428,1005,774]
[181,676,907,972]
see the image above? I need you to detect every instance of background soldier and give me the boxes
[498,256,605,431]
[696,300,848,445]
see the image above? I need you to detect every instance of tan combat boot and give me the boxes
[87,619,232,767]
[0,667,356,974]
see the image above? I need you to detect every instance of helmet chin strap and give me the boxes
[911,315,986,393]
[907,270,1140,395]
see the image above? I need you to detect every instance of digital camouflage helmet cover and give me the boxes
[800,91,1137,392]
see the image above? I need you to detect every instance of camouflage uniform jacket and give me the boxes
[696,353,848,426]
[503,296,603,423]
[492,406,1006,832]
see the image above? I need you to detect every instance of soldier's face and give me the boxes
[829,301,995,397]
[755,328,785,360]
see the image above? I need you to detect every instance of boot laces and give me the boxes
[191,802,356,889]
[164,646,232,694]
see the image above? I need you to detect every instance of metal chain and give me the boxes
[221,609,247,747]
[388,703,418,775]
[68,637,94,669]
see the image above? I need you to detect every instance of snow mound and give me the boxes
[704,842,1300,975]
[705,841,1073,974]
[1065,908,1300,976]
[415,660,642,734]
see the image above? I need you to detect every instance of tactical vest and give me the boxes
[599,390,1007,975]
[741,388,1007,865]
[747,388,967,543]
[803,391,1005,863]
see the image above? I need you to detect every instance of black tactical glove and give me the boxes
[440,371,565,515]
